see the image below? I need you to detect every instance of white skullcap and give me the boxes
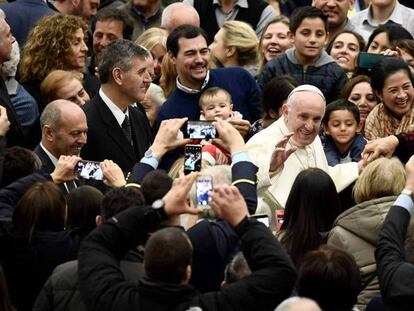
[287,84,326,104]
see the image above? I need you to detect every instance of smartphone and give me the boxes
[196,175,213,208]
[276,210,285,230]
[184,144,202,175]
[250,214,270,228]
[75,160,103,180]
[357,52,385,69]
[187,121,217,139]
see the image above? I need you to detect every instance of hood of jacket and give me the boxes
[332,196,397,245]
[285,47,335,68]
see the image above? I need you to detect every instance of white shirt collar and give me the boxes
[176,70,210,94]
[40,142,58,167]
[99,88,129,127]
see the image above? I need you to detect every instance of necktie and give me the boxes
[122,114,132,144]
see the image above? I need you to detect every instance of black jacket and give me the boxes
[78,203,296,311]
[33,250,144,311]
[81,93,153,173]
[375,204,414,311]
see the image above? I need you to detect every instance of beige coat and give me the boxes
[327,196,397,310]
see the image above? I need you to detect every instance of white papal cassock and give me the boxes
[246,117,359,209]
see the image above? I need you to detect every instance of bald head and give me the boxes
[41,100,88,158]
[275,297,321,311]
[161,3,200,32]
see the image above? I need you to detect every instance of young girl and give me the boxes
[322,99,367,166]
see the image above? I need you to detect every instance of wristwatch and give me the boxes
[401,189,414,201]
[152,199,168,220]
[144,148,160,161]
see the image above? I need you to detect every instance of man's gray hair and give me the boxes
[161,2,200,31]
[2,41,19,76]
[98,39,149,84]
[145,83,166,107]
[286,84,326,112]
[0,9,6,38]
[40,100,63,131]
[275,297,321,311]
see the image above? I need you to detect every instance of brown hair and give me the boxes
[340,74,372,99]
[297,244,361,311]
[12,181,66,240]
[199,87,232,109]
[19,14,87,82]
[40,70,84,105]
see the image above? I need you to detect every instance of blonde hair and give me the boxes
[353,157,406,204]
[159,53,177,98]
[258,16,290,73]
[19,14,87,82]
[40,70,83,106]
[136,27,168,52]
[221,20,258,66]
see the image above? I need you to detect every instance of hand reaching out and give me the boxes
[101,160,126,188]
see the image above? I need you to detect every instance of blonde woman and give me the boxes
[328,157,407,310]
[136,27,168,84]
[209,20,259,76]
[258,16,293,74]
[40,70,90,107]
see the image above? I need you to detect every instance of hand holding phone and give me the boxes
[357,52,385,70]
[75,160,104,180]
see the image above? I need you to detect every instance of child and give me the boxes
[257,6,348,104]
[199,87,242,165]
[322,99,367,166]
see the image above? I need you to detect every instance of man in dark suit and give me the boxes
[0,13,24,147]
[34,99,88,193]
[81,39,153,173]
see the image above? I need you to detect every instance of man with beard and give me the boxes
[81,40,153,173]
[156,25,262,168]
[312,0,356,40]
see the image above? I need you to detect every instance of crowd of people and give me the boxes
[1,0,414,310]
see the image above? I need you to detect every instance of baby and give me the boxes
[199,87,242,165]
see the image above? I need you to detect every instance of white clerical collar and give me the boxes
[40,142,58,167]
[99,88,129,127]
[176,70,210,94]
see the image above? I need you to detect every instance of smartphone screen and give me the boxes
[357,52,385,69]
[251,214,270,228]
[196,175,213,208]
[75,160,103,180]
[187,121,217,139]
[184,144,202,175]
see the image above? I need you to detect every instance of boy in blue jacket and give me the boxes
[258,6,348,104]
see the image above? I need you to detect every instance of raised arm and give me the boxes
[375,155,414,309]
[78,173,200,311]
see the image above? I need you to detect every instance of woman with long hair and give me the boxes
[279,168,342,267]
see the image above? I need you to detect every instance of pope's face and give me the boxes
[283,91,325,146]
